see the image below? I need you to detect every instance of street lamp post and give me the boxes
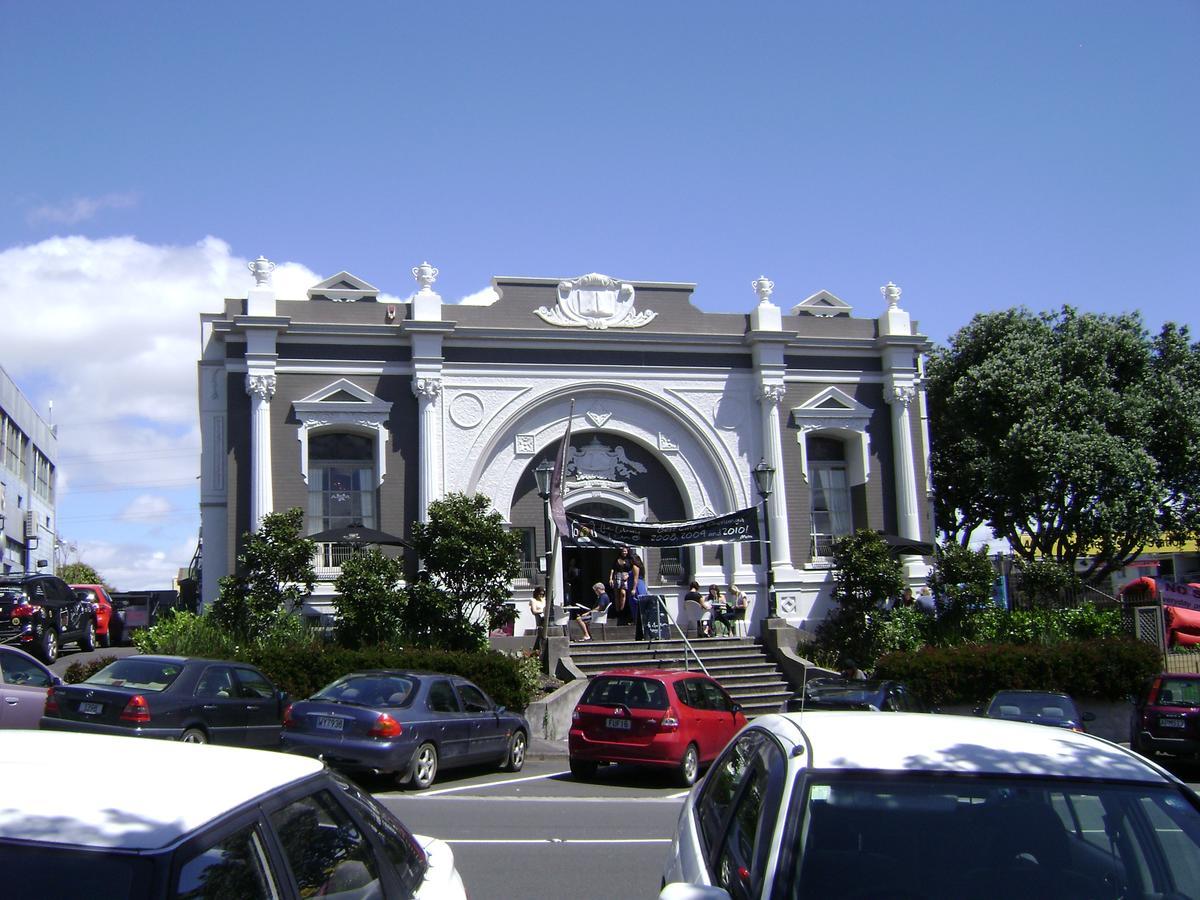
[752,459,777,618]
[533,459,556,648]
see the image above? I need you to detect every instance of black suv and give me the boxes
[0,574,97,663]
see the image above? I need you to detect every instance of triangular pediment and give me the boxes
[792,289,852,317]
[296,379,381,406]
[307,271,380,302]
[792,387,872,424]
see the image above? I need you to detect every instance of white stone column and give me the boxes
[246,372,276,530]
[413,376,443,521]
[886,382,921,540]
[758,383,793,568]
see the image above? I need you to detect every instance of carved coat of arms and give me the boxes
[566,436,648,483]
[534,273,657,329]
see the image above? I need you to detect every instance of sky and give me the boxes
[0,2,1195,590]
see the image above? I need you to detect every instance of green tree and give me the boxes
[209,508,316,640]
[333,548,407,647]
[926,307,1200,584]
[402,492,521,651]
[927,543,998,640]
[58,562,105,585]
[814,529,905,667]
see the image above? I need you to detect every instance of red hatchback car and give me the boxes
[1130,672,1200,760]
[568,669,746,786]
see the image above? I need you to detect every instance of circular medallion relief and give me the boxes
[449,393,485,429]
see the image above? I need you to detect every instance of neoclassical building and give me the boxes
[198,260,933,635]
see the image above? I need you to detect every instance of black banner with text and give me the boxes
[565,507,761,548]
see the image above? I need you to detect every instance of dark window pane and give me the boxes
[0,845,153,900]
[269,790,381,898]
[332,773,428,895]
[174,825,274,900]
[581,676,668,710]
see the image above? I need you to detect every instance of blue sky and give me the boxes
[0,2,1195,589]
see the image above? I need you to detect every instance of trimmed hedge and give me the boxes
[244,645,531,711]
[873,638,1161,706]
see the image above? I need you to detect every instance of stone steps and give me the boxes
[566,634,793,718]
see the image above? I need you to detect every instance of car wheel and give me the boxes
[570,758,598,780]
[79,620,96,652]
[38,629,59,664]
[503,730,527,772]
[411,742,439,790]
[180,728,208,744]
[676,743,699,788]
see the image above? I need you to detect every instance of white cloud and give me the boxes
[26,193,139,226]
[458,286,500,306]
[0,235,320,589]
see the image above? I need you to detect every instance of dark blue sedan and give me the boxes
[281,670,530,789]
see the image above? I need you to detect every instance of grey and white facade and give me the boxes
[0,364,57,575]
[198,261,933,634]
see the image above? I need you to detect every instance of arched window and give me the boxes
[809,436,852,558]
[307,432,377,534]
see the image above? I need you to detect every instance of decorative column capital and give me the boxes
[245,373,276,401]
[412,261,439,292]
[751,275,775,304]
[758,384,786,407]
[886,383,916,408]
[248,256,276,287]
[881,281,902,309]
[412,376,443,400]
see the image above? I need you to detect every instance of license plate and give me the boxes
[79,702,103,715]
[1160,718,1186,729]
[606,717,631,731]
[315,716,344,732]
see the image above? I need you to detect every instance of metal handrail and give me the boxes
[646,596,709,676]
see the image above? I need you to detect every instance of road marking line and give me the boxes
[445,838,672,844]
[418,771,569,796]
[665,790,690,800]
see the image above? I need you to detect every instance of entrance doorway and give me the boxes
[562,501,634,606]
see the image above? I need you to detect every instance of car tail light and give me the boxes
[572,708,582,722]
[282,704,296,729]
[44,688,60,715]
[120,695,151,723]
[368,713,402,739]
[659,707,680,731]
[10,602,38,619]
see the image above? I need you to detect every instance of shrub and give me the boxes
[134,610,239,658]
[246,644,531,710]
[333,549,407,647]
[873,638,1160,706]
[814,530,905,665]
[63,654,121,684]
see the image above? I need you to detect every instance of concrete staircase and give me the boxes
[564,628,794,718]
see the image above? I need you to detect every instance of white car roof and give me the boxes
[754,711,1167,783]
[0,731,324,850]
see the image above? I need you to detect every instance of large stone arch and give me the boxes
[461,382,748,524]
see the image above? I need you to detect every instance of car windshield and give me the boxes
[1156,679,1200,708]
[789,774,1200,900]
[581,676,668,710]
[988,692,1078,720]
[314,674,418,708]
[86,659,182,692]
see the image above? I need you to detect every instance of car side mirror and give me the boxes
[660,884,732,900]
[731,703,743,713]
[51,674,64,687]
[495,705,507,715]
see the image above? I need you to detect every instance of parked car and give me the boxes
[659,710,1200,900]
[979,689,1094,732]
[569,669,746,787]
[0,645,61,728]
[41,655,288,746]
[281,670,530,790]
[786,676,932,713]
[0,572,97,663]
[1131,672,1200,760]
[70,583,118,646]
[0,730,467,900]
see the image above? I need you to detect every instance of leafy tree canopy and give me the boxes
[209,507,316,639]
[927,307,1200,584]
[403,492,521,651]
[814,529,905,666]
[333,548,406,648]
[58,562,105,586]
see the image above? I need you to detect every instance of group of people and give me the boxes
[682,581,748,637]
[892,585,936,612]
